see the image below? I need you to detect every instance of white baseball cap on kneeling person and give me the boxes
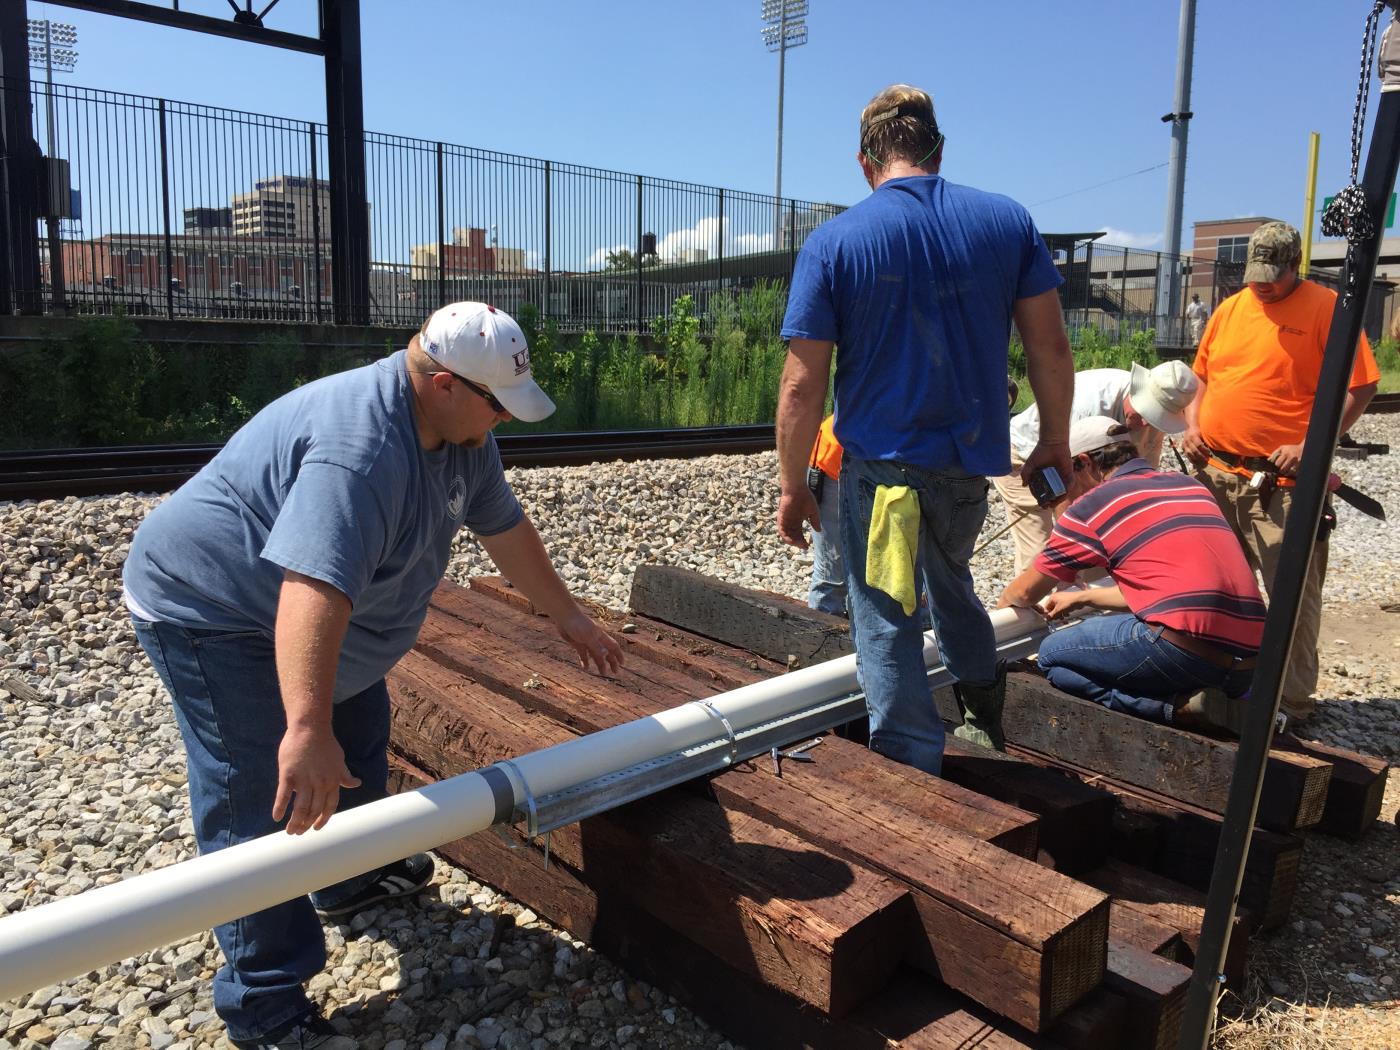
[1128,360,1198,435]
[1069,415,1135,458]
[419,301,556,422]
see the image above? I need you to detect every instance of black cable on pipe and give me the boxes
[1178,9,1400,1046]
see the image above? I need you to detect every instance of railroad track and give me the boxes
[1369,391,1400,413]
[0,425,776,501]
[6,393,1397,501]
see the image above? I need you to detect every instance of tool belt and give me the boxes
[1207,449,1336,537]
[1151,622,1257,671]
[1207,450,1297,487]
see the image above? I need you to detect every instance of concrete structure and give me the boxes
[183,207,232,235]
[409,226,530,280]
[232,175,331,241]
[60,232,330,304]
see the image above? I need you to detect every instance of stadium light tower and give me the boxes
[28,19,79,311]
[761,0,808,243]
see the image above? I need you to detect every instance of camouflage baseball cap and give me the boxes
[1243,221,1302,283]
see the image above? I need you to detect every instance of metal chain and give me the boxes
[1320,1,1387,306]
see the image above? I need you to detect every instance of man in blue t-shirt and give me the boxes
[124,302,622,1050]
[777,84,1074,774]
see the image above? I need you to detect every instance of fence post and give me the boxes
[543,159,552,320]
[310,122,323,324]
[1120,245,1128,322]
[435,141,445,310]
[717,188,725,288]
[787,199,796,281]
[158,98,174,321]
[636,173,643,334]
[1083,238,1094,315]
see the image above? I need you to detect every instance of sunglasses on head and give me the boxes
[450,373,506,414]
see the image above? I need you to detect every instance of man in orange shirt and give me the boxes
[1181,221,1379,724]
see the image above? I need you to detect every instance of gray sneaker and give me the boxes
[230,1010,357,1050]
[315,853,434,920]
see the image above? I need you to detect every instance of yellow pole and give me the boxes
[1301,131,1320,277]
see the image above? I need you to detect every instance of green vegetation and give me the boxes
[0,282,792,450]
[0,315,378,449]
[506,281,789,434]
[1373,337,1400,393]
[1009,326,1162,412]
[34,293,1385,449]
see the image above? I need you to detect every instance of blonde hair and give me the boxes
[860,84,940,167]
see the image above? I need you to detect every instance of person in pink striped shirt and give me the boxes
[997,416,1265,727]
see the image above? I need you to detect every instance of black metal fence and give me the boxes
[9,79,843,331]
[10,78,1389,343]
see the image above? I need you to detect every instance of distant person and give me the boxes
[998,417,1264,726]
[1186,293,1209,345]
[1182,221,1378,726]
[992,362,1198,574]
[124,302,623,1049]
[775,82,1074,767]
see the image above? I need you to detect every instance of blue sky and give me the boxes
[25,0,1387,252]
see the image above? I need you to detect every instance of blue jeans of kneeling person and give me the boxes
[132,618,391,1042]
[1035,614,1251,724]
[808,470,848,617]
[840,456,999,776]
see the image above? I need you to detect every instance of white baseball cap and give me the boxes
[419,302,556,423]
[1070,415,1135,458]
[1128,360,1198,435]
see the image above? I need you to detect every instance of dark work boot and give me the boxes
[951,660,1007,752]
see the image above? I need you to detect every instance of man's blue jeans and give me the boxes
[132,618,391,1041]
[1036,613,1251,724]
[808,472,848,616]
[839,456,998,776]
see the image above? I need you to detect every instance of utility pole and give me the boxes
[1158,0,1196,341]
[27,18,77,314]
[761,1,808,246]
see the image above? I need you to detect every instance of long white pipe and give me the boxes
[0,607,1043,1001]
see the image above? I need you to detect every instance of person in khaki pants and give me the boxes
[993,361,1198,575]
[1182,221,1379,725]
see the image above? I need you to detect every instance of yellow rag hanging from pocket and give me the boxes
[865,484,920,615]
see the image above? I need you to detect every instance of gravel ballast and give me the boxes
[2,415,1398,1049]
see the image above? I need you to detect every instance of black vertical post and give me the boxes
[635,173,643,333]
[309,121,323,324]
[435,141,445,310]
[787,199,796,281]
[1083,238,1094,314]
[717,188,725,288]
[0,0,44,315]
[158,99,174,320]
[1178,48,1400,1050]
[322,0,370,325]
[1121,245,1129,320]
[542,159,552,320]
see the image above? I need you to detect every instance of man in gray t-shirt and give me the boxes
[124,302,621,1050]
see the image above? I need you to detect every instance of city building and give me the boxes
[183,207,232,234]
[60,232,330,308]
[408,226,530,279]
[231,175,331,240]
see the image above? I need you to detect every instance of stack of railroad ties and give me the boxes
[385,564,1389,1050]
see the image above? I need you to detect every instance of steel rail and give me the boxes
[0,425,777,501]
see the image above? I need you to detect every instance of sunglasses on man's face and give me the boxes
[451,373,506,414]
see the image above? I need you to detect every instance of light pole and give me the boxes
[27,19,78,313]
[761,0,808,246]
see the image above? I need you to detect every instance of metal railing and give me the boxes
[8,78,1392,342]
[6,79,843,331]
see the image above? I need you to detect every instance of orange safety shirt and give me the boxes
[1193,280,1379,461]
[811,415,843,481]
